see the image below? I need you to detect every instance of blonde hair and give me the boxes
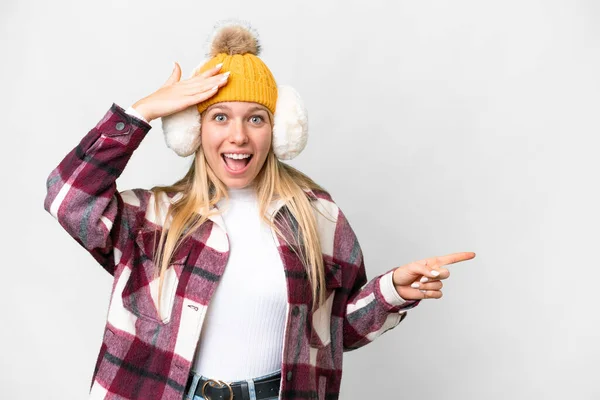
[150,114,327,314]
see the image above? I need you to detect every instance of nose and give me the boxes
[228,119,249,145]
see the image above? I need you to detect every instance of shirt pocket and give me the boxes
[309,260,343,348]
[121,228,191,324]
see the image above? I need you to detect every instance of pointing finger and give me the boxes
[436,252,476,267]
[417,252,475,269]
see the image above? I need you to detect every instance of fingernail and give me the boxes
[420,277,429,283]
[211,85,218,91]
[411,282,420,289]
[420,290,427,293]
[223,71,231,79]
[431,270,440,277]
[215,63,223,70]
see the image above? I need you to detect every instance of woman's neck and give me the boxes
[226,186,257,202]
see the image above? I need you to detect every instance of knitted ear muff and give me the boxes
[160,20,308,160]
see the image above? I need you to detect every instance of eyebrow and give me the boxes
[248,106,269,113]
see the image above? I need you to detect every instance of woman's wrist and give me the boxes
[132,100,154,123]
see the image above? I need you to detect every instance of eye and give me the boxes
[213,113,227,122]
[250,115,265,124]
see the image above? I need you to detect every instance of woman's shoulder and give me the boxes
[304,187,338,211]
[304,187,333,202]
[303,187,344,224]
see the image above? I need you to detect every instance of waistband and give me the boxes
[185,370,282,400]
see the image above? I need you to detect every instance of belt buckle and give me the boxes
[201,379,233,400]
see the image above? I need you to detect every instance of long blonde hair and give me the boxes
[150,134,328,314]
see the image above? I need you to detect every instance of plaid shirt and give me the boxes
[44,104,420,400]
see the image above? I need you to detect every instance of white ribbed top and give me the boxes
[191,186,287,381]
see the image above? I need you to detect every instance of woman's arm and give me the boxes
[43,104,152,275]
[334,208,421,351]
[44,62,231,274]
[338,208,476,351]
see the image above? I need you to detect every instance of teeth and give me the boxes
[224,153,251,160]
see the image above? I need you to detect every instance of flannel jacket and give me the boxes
[44,103,420,400]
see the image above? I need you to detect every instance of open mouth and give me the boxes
[222,153,253,173]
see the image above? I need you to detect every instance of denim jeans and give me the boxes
[184,369,281,400]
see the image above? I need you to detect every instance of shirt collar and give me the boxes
[168,188,316,231]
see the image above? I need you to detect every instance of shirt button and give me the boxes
[286,371,293,381]
[292,306,299,316]
[115,122,125,131]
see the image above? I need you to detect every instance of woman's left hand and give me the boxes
[392,252,476,300]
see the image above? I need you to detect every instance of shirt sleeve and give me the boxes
[43,103,152,275]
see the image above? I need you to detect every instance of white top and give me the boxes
[191,187,288,381]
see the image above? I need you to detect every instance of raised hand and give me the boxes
[392,252,476,300]
[132,62,230,122]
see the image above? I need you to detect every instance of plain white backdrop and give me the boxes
[1,0,598,398]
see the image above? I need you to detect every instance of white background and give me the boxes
[1,0,598,398]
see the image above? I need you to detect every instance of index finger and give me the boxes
[435,252,476,267]
[189,63,225,81]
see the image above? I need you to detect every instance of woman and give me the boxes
[44,20,475,400]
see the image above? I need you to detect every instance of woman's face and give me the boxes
[200,101,272,189]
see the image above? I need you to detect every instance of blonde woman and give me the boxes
[44,21,475,400]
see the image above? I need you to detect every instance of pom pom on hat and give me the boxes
[208,19,261,57]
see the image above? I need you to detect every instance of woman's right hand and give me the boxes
[132,62,229,123]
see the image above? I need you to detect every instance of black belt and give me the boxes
[185,371,281,400]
